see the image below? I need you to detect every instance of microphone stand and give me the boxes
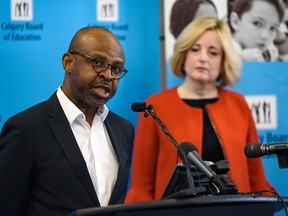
[143,104,195,190]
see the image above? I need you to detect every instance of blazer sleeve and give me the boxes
[0,116,34,215]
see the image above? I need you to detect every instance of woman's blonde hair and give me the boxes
[170,16,241,86]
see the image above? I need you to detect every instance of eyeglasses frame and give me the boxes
[69,50,128,80]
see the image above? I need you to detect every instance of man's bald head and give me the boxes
[61,26,126,113]
[67,26,121,53]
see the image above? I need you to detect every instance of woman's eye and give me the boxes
[210,51,218,56]
[191,48,199,52]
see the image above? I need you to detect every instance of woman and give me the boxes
[125,16,274,202]
[167,0,218,93]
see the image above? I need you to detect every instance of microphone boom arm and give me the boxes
[144,105,179,148]
[143,104,195,189]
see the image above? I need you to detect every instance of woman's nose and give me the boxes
[199,50,208,62]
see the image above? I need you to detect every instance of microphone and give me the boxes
[180,142,217,179]
[244,142,288,158]
[180,142,238,195]
[131,102,147,112]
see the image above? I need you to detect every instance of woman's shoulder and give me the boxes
[219,88,248,105]
[220,87,244,98]
[146,87,178,102]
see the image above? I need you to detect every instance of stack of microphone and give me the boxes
[131,102,238,197]
[131,102,288,199]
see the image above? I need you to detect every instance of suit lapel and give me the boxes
[46,93,100,206]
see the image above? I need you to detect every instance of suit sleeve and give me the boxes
[0,116,34,215]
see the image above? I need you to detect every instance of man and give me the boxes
[0,26,134,216]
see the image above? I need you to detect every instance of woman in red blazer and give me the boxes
[125,17,275,202]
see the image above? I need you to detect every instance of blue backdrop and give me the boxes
[0,0,160,130]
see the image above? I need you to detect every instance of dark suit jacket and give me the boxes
[0,92,134,216]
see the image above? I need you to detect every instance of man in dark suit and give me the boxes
[0,26,134,216]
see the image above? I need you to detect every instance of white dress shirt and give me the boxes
[56,87,119,206]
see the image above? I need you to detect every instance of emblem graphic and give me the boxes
[11,0,33,21]
[245,95,277,129]
[97,0,118,22]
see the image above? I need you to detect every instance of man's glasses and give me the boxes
[69,50,128,80]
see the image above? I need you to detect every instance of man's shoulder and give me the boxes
[4,93,56,126]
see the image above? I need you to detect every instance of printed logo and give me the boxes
[11,0,33,21]
[245,95,277,129]
[97,0,118,22]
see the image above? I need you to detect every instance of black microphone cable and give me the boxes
[260,190,287,216]
[238,190,287,215]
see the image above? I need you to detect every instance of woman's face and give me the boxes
[184,30,223,85]
[232,1,280,49]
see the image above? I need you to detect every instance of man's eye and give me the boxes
[93,59,105,67]
[113,66,123,73]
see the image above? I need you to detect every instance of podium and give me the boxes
[69,195,288,216]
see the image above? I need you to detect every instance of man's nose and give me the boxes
[100,65,114,81]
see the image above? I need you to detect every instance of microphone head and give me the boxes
[131,102,147,112]
[180,142,198,155]
[244,143,262,158]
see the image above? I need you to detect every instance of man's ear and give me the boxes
[62,52,73,74]
[229,12,241,32]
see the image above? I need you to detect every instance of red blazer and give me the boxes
[125,87,274,202]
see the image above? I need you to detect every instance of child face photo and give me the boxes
[231,1,280,50]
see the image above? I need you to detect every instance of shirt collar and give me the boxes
[56,86,109,124]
